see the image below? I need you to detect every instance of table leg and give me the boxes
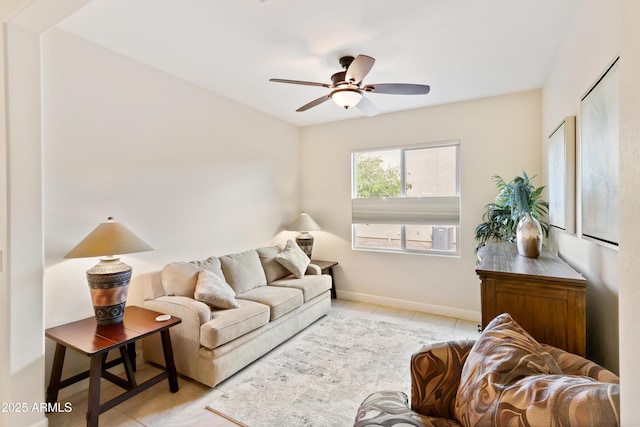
[119,346,137,388]
[328,267,336,299]
[160,329,179,392]
[46,344,66,405]
[127,342,137,372]
[86,353,106,427]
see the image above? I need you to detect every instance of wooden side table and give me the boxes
[45,306,181,427]
[312,260,338,299]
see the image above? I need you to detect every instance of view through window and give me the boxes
[351,142,460,255]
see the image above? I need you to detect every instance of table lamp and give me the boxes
[286,212,321,258]
[64,217,153,325]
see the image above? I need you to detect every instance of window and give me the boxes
[351,141,460,255]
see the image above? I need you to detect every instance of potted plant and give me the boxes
[474,172,549,257]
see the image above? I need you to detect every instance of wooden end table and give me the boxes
[312,260,338,299]
[45,306,181,427]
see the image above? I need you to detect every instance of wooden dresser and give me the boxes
[475,242,587,356]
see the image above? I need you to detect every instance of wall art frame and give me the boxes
[548,116,576,234]
[580,57,620,247]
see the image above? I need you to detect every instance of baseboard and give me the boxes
[336,290,481,322]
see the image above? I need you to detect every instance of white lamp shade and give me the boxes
[331,89,362,109]
[64,217,153,259]
[286,213,321,232]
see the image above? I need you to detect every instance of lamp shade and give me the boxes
[286,213,321,232]
[331,89,362,109]
[64,217,153,259]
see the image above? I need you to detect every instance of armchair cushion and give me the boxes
[455,313,619,426]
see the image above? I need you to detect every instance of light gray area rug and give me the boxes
[206,311,454,427]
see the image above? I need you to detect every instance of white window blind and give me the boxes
[351,196,460,225]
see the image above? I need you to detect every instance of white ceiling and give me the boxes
[55,0,580,127]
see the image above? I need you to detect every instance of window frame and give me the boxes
[351,140,461,256]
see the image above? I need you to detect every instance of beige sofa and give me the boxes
[129,244,332,387]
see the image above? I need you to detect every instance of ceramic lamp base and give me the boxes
[86,258,132,325]
[296,232,314,258]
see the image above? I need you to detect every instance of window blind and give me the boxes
[352,196,460,225]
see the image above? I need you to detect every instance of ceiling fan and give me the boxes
[269,54,430,116]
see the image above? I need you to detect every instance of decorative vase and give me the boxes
[516,212,543,258]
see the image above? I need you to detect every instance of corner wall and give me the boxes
[300,90,542,320]
[619,0,640,423]
[541,0,620,372]
[42,29,300,395]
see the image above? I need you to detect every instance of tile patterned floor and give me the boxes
[46,299,480,427]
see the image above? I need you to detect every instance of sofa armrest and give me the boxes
[144,296,211,326]
[141,296,211,379]
[411,339,475,419]
[356,391,456,427]
[306,263,321,275]
[541,344,619,383]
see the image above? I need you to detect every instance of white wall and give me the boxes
[42,29,300,393]
[541,0,620,372]
[619,0,640,423]
[300,90,542,320]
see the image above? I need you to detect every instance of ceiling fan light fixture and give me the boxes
[331,89,362,109]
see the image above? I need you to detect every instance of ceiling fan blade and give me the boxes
[270,78,332,88]
[355,95,378,117]
[363,83,431,95]
[296,94,332,112]
[345,55,375,84]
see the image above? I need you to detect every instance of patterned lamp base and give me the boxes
[86,258,132,326]
[296,232,314,258]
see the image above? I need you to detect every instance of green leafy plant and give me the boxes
[355,155,412,197]
[474,171,549,250]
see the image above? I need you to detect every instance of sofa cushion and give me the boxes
[256,245,290,282]
[275,240,310,279]
[455,314,606,426]
[194,269,239,309]
[236,286,303,321]
[161,257,224,297]
[269,274,331,302]
[162,262,202,297]
[219,250,267,294]
[200,299,270,349]
[193,256,225,277]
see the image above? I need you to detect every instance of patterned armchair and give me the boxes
[354,314,620,427]
[355,340,473,427]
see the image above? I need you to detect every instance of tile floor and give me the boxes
[46,299,480,427]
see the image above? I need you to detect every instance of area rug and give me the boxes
[206,311,454,427]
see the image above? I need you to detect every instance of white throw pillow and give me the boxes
[275,240,310,279]
[194,269,239,309]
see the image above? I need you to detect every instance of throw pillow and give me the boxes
[454,313,563,426]
[193,269,239,309]
[275,240,310,279]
